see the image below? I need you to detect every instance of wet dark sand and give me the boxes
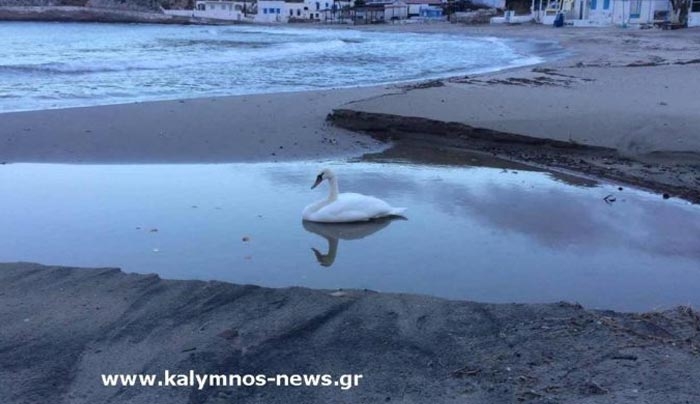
[2,263,700,404]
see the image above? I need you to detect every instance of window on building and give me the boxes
[290,9,293,15]
[629,0,641,18]
[297,9,301,15]
[590,0,596,9]
[263,8,268,13]
[603,0,610,10]
[692,0,700,12]
[277,8,281,13]
[316,2,320,10]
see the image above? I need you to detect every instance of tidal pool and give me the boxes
[0,161,698,312]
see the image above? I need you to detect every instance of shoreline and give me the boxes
[2,24,698,201]
[0,24,564,116]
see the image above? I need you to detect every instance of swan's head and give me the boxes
[311,168,335,189]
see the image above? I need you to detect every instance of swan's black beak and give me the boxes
[311,175,323,189]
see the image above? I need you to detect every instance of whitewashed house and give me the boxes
[689,0,700,26]
[256,0,286,22]
[404,0,442,17]
[384,0,409,21]
[192,0,247,20]
[537,0,671,27]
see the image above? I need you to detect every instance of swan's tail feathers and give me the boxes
[388,207,407,217]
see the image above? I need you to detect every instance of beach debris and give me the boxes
[191,205,198,209]
[581,381,608,395]
[618,187,624,191]
[152,248,160,253]
[149,228,158,233]
[609,354,638,361]
[244,255,252,260]
[663,193,671,199]
[603,194,616,204]
[242,236,250,242]
[451,365,480,378]
[330,290,348,297]
[181,347,197,353]
[218,329,239,340]
[517,390,543,400]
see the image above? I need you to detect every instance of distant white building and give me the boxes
[194,0,247,21]
[384,1,409,21]
[256,0,286,22]
[534,0,672,27]
[689,0,700,26]
[257,0,336,22]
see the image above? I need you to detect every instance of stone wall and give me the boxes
[0,0,162,11]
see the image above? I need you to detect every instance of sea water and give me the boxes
[0,22,546,112]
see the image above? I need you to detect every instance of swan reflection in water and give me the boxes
[302,217,406,267]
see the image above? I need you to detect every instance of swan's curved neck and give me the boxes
[327,177,339,202]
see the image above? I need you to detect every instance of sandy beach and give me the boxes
[1,22,700,404]
[0,87,387,163]
[2,263,700,403]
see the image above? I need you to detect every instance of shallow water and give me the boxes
[1,161,698,312]
[0,22,547,112]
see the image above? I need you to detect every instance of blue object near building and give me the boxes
[553,12,564,27]
[419,6,442,18]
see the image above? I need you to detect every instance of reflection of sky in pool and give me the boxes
[1,161,698,312]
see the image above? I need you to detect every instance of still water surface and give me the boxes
[0,161,698,311]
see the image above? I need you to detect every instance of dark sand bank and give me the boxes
[331,107,700,203]
[1,263,700,404]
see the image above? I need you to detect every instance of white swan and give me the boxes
[302,168,406,223]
